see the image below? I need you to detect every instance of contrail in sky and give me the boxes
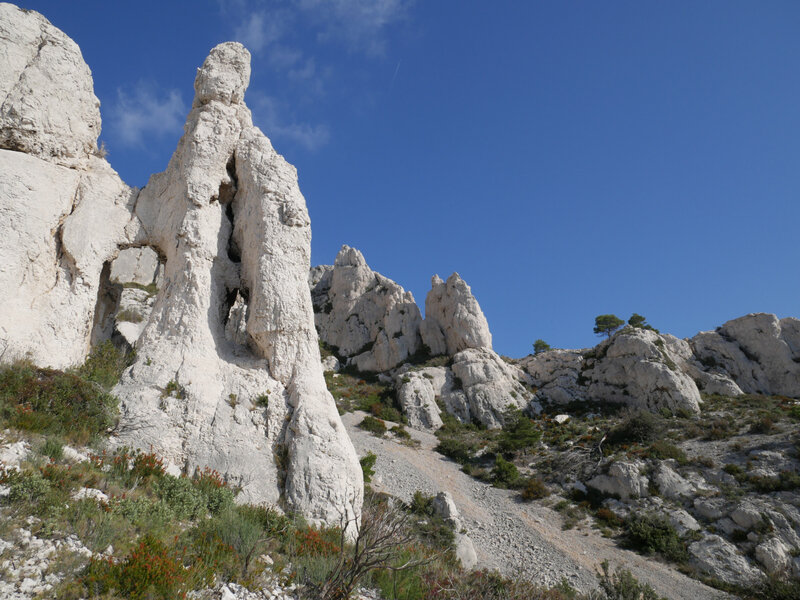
[389,60,401,90]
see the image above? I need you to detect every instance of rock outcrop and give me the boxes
[586,328,702,414]
[421,273,492,356]
[393,368,445,431]
[0,3,135,369]
[0,6,362,528]
[112,43,362,526]
[691,313,800,398]
[448,348,535,428]
[311,245,423,372]
[523,328,702,414]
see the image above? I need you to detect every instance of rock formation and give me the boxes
[0,3,135,369]
[0,5,362,528]
[523,327,703,414]
[421,273,493,356]
[310,251,536,428]
[691,313,800,398]
[311,246,423,372]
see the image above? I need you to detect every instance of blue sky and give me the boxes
[18,1,800,357]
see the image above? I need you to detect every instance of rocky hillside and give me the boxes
[1,2,799,599]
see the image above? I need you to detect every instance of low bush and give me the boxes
[499,407,542,452]
[596,559,664,600]
[623,513,687,563]
[0,361,118,445]
[491,456,520,487]
[646,440,687,464]
[520,477,549,501]
[84,535,190,599]
[360,452,377,484]
[358,415,387,436]
[155,476,205,520]
[608,412,663,446]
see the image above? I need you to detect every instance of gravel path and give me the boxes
[342,412,731,600]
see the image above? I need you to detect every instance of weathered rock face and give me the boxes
[448,348,534,428]
[312,246,423,372]
[0,4,135,368]
[522,328,702,414]
[520,349,587,405]
[586,328,702,414]
[421,273,492,356]
[393,369,444,431]
[0,4,102,166]
[691,313,800,398]
[113,43,362,527]
[0,6,362,529]
[586,460,649,500]
[688,534,762,587]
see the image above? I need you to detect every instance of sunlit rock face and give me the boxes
[691,313,800,398]
[0,4,362,529]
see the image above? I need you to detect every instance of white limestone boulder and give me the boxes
[0,4,103,166]
[394,370,443,431]
[652,462,695,500]
[587,460,649,500]
[421,273,492,356]
[755,537,791,574]
[688,535,762,587]
[585,328,702,414]
[110,247,162,287]
[312,246,423,372]
[520,349,587,405]
[448,348,534,428]
[691,313,800,398]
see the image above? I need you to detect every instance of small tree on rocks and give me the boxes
[594,314,625,339]
[532,339,551,355]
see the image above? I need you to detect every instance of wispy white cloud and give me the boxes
[251,93,330,150]
[297,0,411,55]
[111,84,186,147]
[233,10,285,53]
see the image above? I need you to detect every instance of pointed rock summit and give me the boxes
[421,272,493,356]
[115,42,362,526]
[0,6,362,529]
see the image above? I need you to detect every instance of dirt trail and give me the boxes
[342,412,730,600]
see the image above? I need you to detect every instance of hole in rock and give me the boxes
[90,261,123,348]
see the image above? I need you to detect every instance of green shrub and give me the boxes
[41,436,64,461]
[116,309,144,323]
[595,507,623,528]
[410,490,434,516]
[111,497,175,527]
[358,415,387,436]
[193,467,235,515]
[155,476,205,520]
[608,411,663,446]
[360,452,377,484]
[646,440,687,464]
[596,559,664,600]
[499,407,542,452]
[491,456,520,487]
[520,477,549,501]
[624,513,687,563]
[0,361,118,445]
[435,437,475,464]
[6,469,51,503]
[77,341,134,390]
[84,535,189,599]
